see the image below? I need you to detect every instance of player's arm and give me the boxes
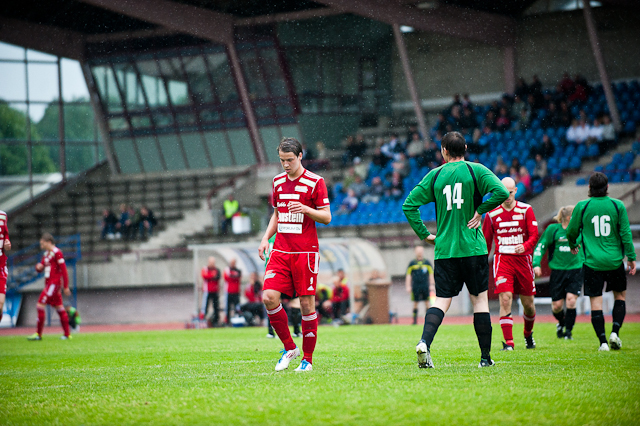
[35,256,44,273]
[405,264,412,293]
[565,202,582,250]
[468,165,509,229]
[259,210,278,261]
[532,227,549,276]
[518,208,540,254]
[481,214,494,254]
[402,174,435,241]
[57,252,70,296]
[288,203,331,225]
[618,201,636,274]
[3,225,10,252]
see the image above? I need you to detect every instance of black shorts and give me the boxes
[434,255,489,298]
[583,264,627,297]
[412,287,429,302]
[549,268,583,301]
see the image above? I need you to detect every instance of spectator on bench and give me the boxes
[139,206,157,239]
[101,209,118,240]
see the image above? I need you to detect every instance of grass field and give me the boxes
[1,322,639,426]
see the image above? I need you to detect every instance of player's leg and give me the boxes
[499,291,514,349]
[0,293,4,323]
[55,304,71,339]
[550,270,566,338]
[201,291,209,319]
[211,292,219,325]
[470,291,494,367]
[264,289,299,370]
[296,295,316,371]
[29,290,49,340]
[515,257,537,348]
[584,266,608,349]
[610,290,626,349]
[564,292,578,339]
[290,307,302,336]
[520,295,536,348]
[552,299,565,338]
[412,298,419,325]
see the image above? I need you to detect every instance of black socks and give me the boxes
[612,300,625,335]
[553,310,565,327]
[591,310,607,344]
[565,308,577,332]
[421,307,445,348]
[474,312,492,360]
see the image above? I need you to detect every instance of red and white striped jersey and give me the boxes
[271,168,330,253]
[482,201,539,256]
[39,246,69,289]
[0,210,9,269]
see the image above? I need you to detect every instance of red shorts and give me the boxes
[38,283,63,306]
[493,254,536,296]
[0,265,7,295]
[264,250,319,298]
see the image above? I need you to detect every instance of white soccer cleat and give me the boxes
[598,343,610,351]
[294,360,313,372]
[416,341,434,369]
[266,333,275,339]
[60,335,72,340]
[275,347,300,371]
[609,332,622,350]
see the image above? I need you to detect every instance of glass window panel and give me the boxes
[340,52,359,96]
[227,128,255,166]
[238,49,268,99]
[260,48,287,97]
[287,49,318,94]
[131,114,152,130]
[260,126,281,163]
[0,103,28,140]
[135,136,164,172]
[29,103,48,123]
[26,50,57,62]
[200,108,221,124]
[112,138,140,173]
[97,143,105,162]
[61,59,90,101]
[0,62,26,101]
[275,102,294,117]
[206,52,238,103]
[137,59,168,107]
[64,103,95,141]
[91,66,123,113]
[152,111,174,128]
[34,142,60,174]
[279,125,302,143]
[114,63,146,112]
[0,42,25,60]
[65,142,97,173]
[323,97,339,113]
[255,104,273,119]
[27,63,59,102]
[181,132,210,170]
[108,117,129,132]
[182,56,214,105]
[34,104,59,140]
[322,51,339,95]
[157,134,186,170]
[203,131,232,167]
[158,58,189,106]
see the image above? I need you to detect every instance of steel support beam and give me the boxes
[0,17,84,60]
[235,7,343,26]
[582,0,621,131]
[393,23,428,142]
[314,0,516,47]
[503,45,516,95]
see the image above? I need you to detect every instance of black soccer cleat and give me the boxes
[525,333,536,349]
[501,342,514,351]
[564,330,573,340]
[478,358,495,368]
[556,324,565,339]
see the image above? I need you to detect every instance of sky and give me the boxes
[0,42,91,122]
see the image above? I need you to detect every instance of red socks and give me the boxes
[37,308,45,336]
[267,304,295,351]
[524,313,536,338]
[58,308,70,337]
[500,315,514,347]
[301,312,318,364]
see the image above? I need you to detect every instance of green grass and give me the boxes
[1,323,639,426]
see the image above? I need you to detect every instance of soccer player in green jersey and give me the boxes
[566,172,636,351]
[403,131,509,368]
[533,206,584,340]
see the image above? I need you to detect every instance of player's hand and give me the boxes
[424,234,436,245]
[287,201,308,215]
[3,239,10,251]
[570,246,580,255]
[36,263,44,272]
[628,260,636,275]
[514,244,525,254]
[405,286,411,294]
[533,266,542,277]
[258,238,269,261]
[63,288,71,297]
[467,211,482,229]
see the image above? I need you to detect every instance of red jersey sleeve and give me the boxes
[522,207,540,254]
[482,214,495,254]
[55,250,69,289]
[313,178,330,209]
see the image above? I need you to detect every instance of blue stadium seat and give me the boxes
[569,157,582,170]
[587,144,600,157]
[576,178,587,186]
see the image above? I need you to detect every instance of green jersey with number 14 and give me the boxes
[403,161,508,260]
[566,196,636,271]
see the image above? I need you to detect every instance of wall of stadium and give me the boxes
[393,7,640,103]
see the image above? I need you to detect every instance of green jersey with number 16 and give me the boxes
[566,196,636,271]
[403,161,508,260]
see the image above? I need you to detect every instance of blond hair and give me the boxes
[554,205,574,224]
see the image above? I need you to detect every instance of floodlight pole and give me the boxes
[582,0,621,132]
[393,23,429,142]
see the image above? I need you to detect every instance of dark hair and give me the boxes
[41,232,55,244]
[278,137,302,157]
[441,131,466,158]
[588,172,608,197]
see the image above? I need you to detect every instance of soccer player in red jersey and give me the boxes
[258,137,331,372]
[28,233,71,340]
[482,177,540,350]
[224,258,242,324]
[201,256,221,325]
[0,210,12,324]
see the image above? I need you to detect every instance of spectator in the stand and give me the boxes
[342,135,356,166]
[417,141,437,168]
[406,125,423,143]
[520,166,532,193]
[511,95,526,121]
[511,158,522,172]
[557,101,572,128]
[371,146,390,168]
[432,150,444,168]
[467,128,483,154]
[588,118,604,146]
[515,77,529,100]
[381,133,405,162]
[362,176,385,204]
[478,126,496,152]
[115,203,129,239]
[566,119,581,144]
[559,72,574,95]
[460,107,476,132]
[302,143,315,161]
[538,134,556,159]
[600,114,616,152]
[337,189,358,215]
[101,209,118,240]
[342,133,367,166]
[449,105,462,131]
[517,106,532,131]
[353,157,368,179]
[450,93,462,111]
[569,75,588,103]
[552,83,567,104]
[386,171,404,199]
[494,156,509,178]
[201,256,221,325]
[315,141,328,161]
[533,154,548,183]
[483,110,497,131]
[542,102,559,128]
[462,93,473,110]
[221,194,239,235]
[575,118,591,144]
[349,175,369,199]
[406,132,424,158]
[526,94,539,119]
[331,270,350,322]
[126,205,140,240]
[432,113,448,137]
[139,206,157,239]
[574,73,591,97]
[496,108,511,131]
[392,153,410,178]
[530,75,544,107]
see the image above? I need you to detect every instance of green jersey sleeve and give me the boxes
[617,200,636,261]
[532,225,551,268]
[402,171,436,241]
[566,201,583,250]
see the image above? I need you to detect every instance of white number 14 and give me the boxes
[443,183,464,211]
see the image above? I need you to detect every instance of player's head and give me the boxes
[278,137,303,176]
[229,258,236,268]
[554,205,574,224]
[207,256,216,267]
[588,172,608,197]
[414,245,424,260]
[501,177,517,206]
[39,232,55,250]
[441,132,466,160]
[337,268,345,280]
